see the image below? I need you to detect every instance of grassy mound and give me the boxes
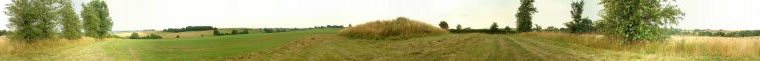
[338,17,448,40]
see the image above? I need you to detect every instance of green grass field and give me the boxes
[101,29,338,61]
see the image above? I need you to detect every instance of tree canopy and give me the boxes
[516,0,537,32]
[597,0,684,42]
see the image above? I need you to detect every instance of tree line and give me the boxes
[6,0,113,42]
[213,29,251,36]
[128,33,162,39]
[680,30,760,37]
[437,0,685,43]
[162,26,217,33]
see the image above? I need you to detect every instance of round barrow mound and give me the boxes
[339,17,449,40]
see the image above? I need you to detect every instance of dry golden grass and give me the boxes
[518,32,760,60]
[0,37,112,60]
[657,36,760,59]
[338,17,448,40]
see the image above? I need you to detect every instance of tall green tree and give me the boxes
[213,29,222,36]
[456,24,462,31]
[128,33,139,39]
[533,24,542,31]
[504,26,512,33]
[516,0,537,32]
[82,0,113,39]
[597,0,684,42]
[438,21,449,29]
[564,1,594,33]
[59,0,82,40]
[489,22,500,33]
[6,0,58,42]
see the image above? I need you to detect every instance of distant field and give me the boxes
[102,29,335,60]
[113,29,256,39]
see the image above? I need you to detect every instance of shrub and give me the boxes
[262,28,274,33]
[213,29,222,36]
[241,29,250,34]
[338,17,449,40]
[231,30,239,35]
[144,34,162,39]
[128,33,140,39]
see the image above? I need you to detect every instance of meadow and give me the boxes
[2,28,760,60]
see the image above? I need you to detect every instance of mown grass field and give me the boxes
[102,29,337,61]
[2,29,760,61]
[228,31,760,61]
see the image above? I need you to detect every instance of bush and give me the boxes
[338,17,449,40]
[128,33,140,39]
[144,34,162,39]
[213,29,222,36]
[241,29,250,34]
[231,30,239,35]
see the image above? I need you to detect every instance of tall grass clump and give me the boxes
[339,17,448,40]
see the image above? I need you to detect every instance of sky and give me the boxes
[0,0,757,31]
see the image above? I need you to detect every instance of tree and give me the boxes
[144,33,162,39]
[456,24,462,31]
[6,0,58,42]
[439,21,449,29]
[597,0,684,42]
[213,29,222,36]
[348,24,352,27]
[59,0,82,40]
[490,22,500,33]
[533,24,542,31]
[546,26,559,31]
[241,29,250,34]
[231,29,239,35]
[504,26,512,33]
[564,1,594,33]
[82,0,112,39]
[0,30,7,36]
[128,33,139,39]
[516,0,537,32]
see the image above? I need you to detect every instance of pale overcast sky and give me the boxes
[0,0,757,31]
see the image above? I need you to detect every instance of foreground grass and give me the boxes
[0,37,111,61]
[228,33,595,60]
[229,32,760,61]
[102,29,338,61]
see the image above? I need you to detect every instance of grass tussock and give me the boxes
[338,17,448,40]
